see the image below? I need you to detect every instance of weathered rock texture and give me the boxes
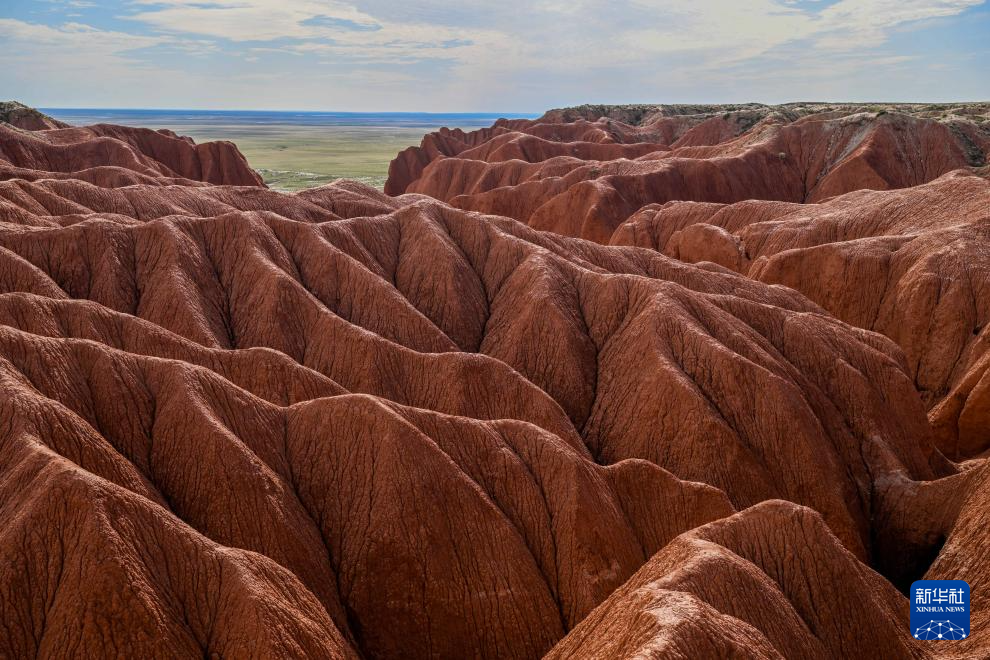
[0,101,69,131]
[0,104,987,659]
[0,111,264,187]
[546,501,925,659]
[388,103,989,243]
[610,169,990,461]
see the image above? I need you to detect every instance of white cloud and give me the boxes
[0,18,164,71]
[115,0,989,74]
[1,0,986,110]
[126,0,383,41]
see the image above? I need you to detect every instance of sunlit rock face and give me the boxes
[1,103,988,659]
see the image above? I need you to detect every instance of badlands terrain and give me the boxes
[0,99,989,658]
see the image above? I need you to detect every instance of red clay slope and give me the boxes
[611,171,990,461]
[0,101,70,131]
[0,114,264,187]
[388,104,989,243]
[547,501,924,659]
[0,108,987,659]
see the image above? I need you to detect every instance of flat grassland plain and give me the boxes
[44,108,536,191]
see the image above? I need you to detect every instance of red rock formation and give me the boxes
[0,119,264,187]
[546,501,926,659]
[0,101,69,130]
[389,105,988,244]
[611,172,990,460]
[1,105,988,659]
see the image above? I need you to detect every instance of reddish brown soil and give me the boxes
[1,104,987,659]
[610,172,990,462]
[388,104,988,244]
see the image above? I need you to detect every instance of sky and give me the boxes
[1,0,988,112]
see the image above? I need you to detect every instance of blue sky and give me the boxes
[2,0,988,112]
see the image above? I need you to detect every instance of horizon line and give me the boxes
[35,100,990,114]
[38,106,544,116]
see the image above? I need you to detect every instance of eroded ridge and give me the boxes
[610,170,990,462]
[0,106,986,659]
[387,103,989,244]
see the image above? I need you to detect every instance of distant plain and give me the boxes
[44,109,537,191]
